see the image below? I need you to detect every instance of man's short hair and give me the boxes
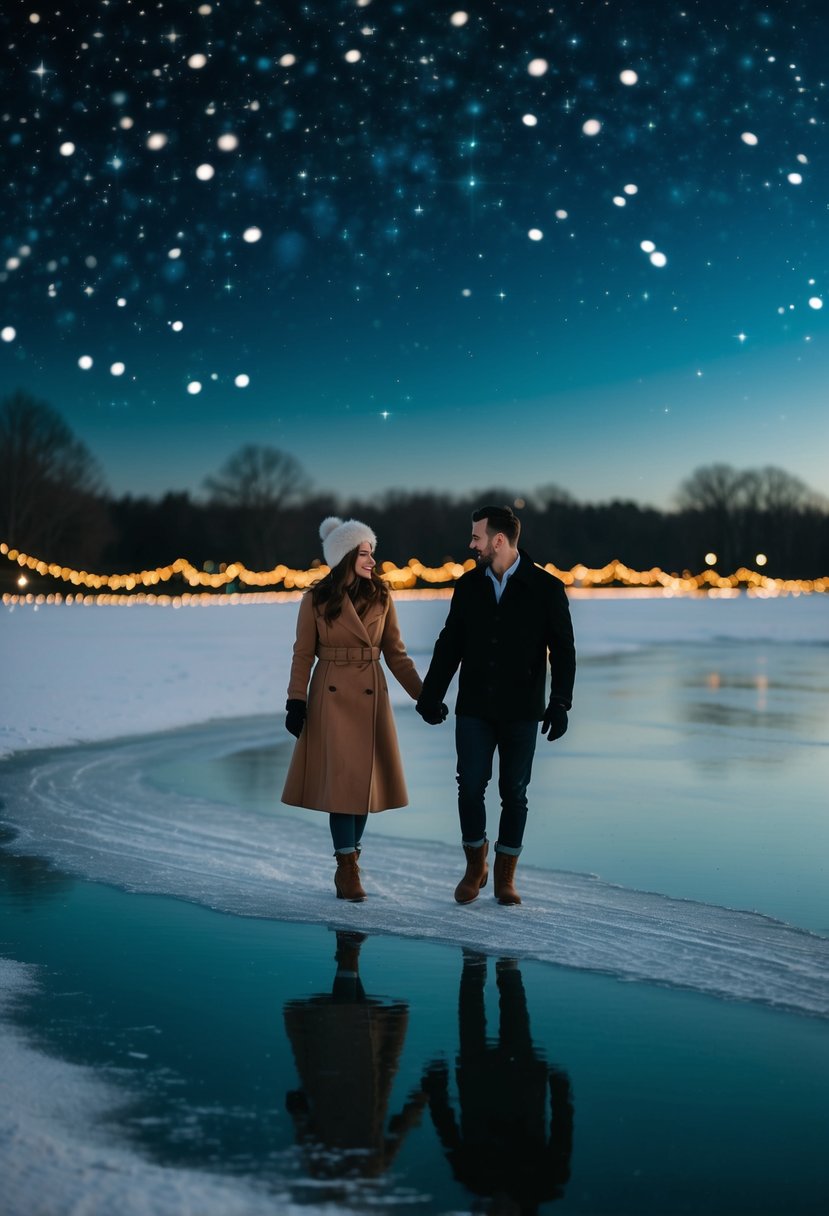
[472,504,521,545]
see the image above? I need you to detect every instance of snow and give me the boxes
[2,593,826,759]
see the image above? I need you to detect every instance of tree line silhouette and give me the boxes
[2,390,827,588]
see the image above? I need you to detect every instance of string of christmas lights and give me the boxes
[2,541,826,606]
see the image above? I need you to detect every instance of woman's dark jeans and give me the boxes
[329,813,368,854]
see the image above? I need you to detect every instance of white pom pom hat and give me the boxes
[319,516,378,570]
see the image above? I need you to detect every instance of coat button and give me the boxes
[328,685,337,692]
[364,688,374,695]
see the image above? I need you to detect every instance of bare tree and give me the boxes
[676,463,749,514]
[675,463,752,568]
[204,444,309,511]
[740,466,815,514]
[0,389,109,563]
[203,444,310,567]
[534,483,577,509]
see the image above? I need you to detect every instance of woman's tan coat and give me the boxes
[281,592,422,814]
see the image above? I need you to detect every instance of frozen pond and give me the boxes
[1,599,828,1213]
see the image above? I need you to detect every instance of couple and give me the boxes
[281,505,576,906]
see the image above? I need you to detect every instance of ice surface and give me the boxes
[3,717,827,1020]
[2,595,827,758]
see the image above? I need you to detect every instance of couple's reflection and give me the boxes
[283,930,426,1178]
[422,949,573,1214]
[283,936,573,1212]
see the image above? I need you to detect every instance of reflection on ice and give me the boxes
[422,950,573,1212]
[282,936,575,1212]
[284,931,423,1189]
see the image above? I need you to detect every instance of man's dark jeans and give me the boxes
[455,716,538,852]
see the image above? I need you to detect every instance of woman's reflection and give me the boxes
[422,949,573,1214]
[283,930,425,1179]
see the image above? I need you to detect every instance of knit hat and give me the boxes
[320,516,377,569]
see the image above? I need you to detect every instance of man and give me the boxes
[416,505,575,905]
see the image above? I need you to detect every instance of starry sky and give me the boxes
[2,0,829,508]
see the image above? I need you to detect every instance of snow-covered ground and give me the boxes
[3,593,827,758]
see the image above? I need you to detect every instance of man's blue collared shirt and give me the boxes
[485,552,521,603]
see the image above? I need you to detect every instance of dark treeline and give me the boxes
[2,391,828,582]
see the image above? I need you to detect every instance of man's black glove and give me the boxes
[540,700,568,741]
[285,699,307,738]
[416,698,449,726]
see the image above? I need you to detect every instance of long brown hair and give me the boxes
[311,544,389,623]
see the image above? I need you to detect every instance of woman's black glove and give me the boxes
[540,700,568,741]
[285,699,307,738]
[416,698,449,726]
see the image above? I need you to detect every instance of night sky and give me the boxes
[2,0,829,508]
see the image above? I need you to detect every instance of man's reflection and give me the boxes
[422,949,573,1214]
[283,930,425,1179]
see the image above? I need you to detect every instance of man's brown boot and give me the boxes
[454,841,489,904]
[334,851,366,902]
[493,851,522,905]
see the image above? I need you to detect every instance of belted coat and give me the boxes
[281,591,423,814]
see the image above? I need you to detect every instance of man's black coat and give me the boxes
[420,551,576,721]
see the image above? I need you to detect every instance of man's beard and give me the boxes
[475,547,495,567]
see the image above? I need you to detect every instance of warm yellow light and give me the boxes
[1,541,826,599]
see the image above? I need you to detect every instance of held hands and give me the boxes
[541,700,569,742]
[285,698,307,738]
[416,698,449,726]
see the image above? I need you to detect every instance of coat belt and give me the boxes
[317,645,381,663]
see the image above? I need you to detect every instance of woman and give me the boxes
[281,516,423,901]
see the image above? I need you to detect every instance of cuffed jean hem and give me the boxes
[461,836,487,848]
[494,841,523,857]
